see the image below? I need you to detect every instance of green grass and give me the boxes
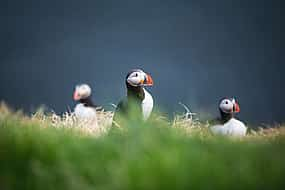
[0,106,285,190]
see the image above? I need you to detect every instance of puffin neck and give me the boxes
[219,109,234,124]
[79,97,96,107]
[126,82,145,101]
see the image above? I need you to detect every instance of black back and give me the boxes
[112,77,146,127]
[78,96,103,110]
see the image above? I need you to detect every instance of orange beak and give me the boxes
[234,102,240,113]
[73,91,80,101]
[144,74,154,86]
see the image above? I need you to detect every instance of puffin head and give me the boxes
[73,84,92,101]
[126,69,153,87]
[219,98,240,114]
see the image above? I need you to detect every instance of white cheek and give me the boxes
[79,89,85,96]
[220,103,233,112]
[79,89,90,98]
[127,77,141,85]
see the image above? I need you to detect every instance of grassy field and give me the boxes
[0,103,285,190]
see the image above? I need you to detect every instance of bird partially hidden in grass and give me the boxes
[73,84,98,127]
[210,98,247,137]
[112,69,154,127]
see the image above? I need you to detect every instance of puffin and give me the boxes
[73,84,98,124]
[113,69,154,126]
[210,98,247,137]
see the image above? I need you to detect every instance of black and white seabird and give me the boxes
[113,69,154,125]
[73,84,98,124]
[210,98,247,136]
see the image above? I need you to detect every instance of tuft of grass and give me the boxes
[0,103,285,189]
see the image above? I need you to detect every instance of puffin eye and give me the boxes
[225,101,228,104]
[135,73,138,77]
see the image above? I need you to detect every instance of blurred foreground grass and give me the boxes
[0,103,285,190]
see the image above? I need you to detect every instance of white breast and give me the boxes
[210,118,247,137]
[141,88,154,120]
[74,104,98,123]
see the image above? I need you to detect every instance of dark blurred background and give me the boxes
[0,0,284,124]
